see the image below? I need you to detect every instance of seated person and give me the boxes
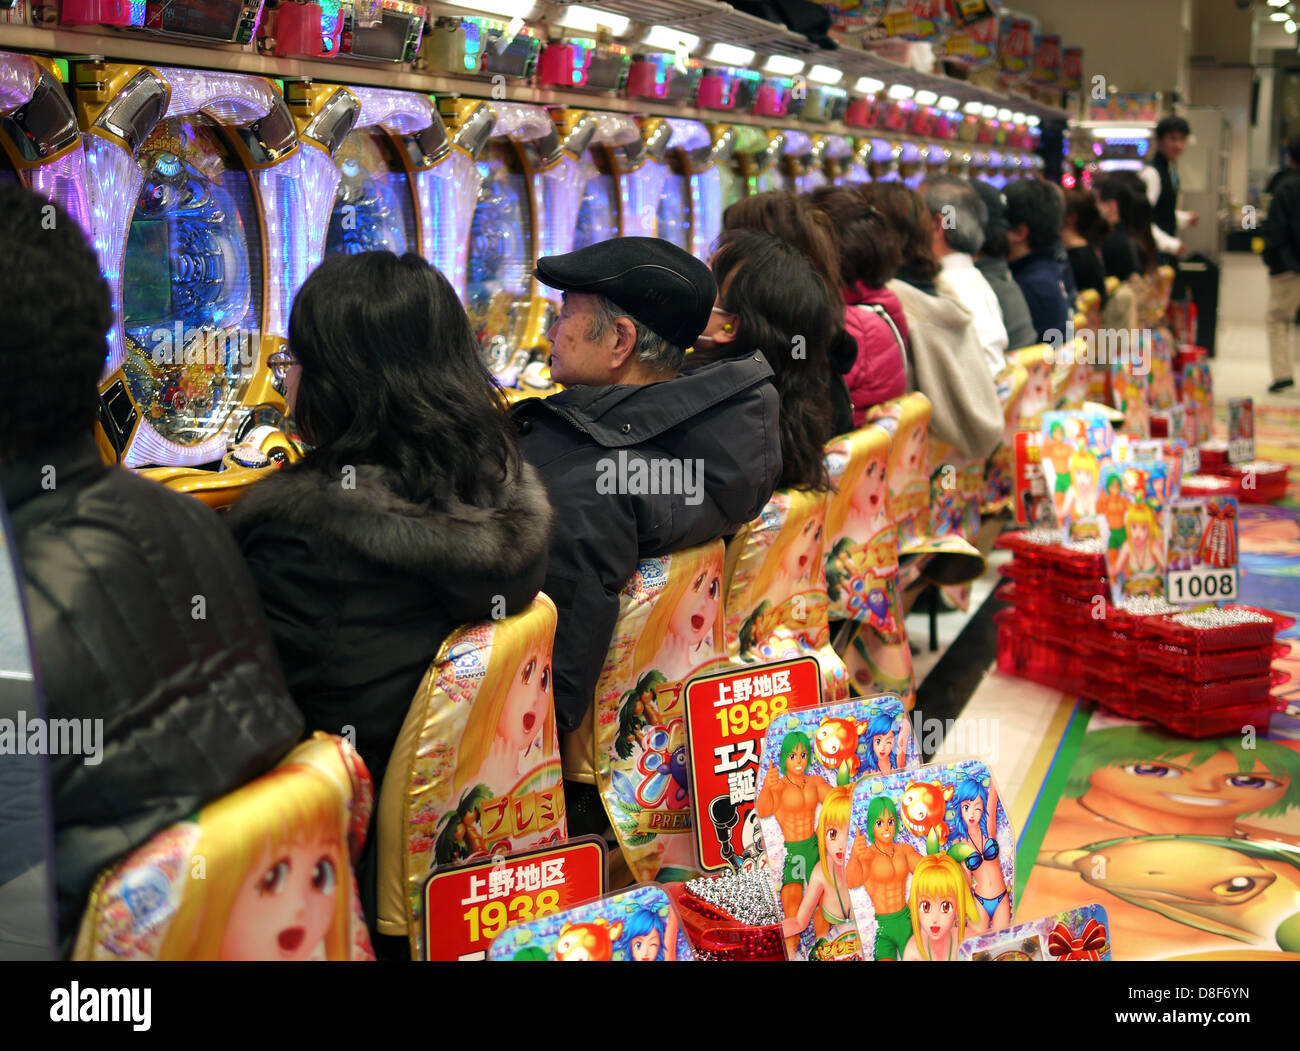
[691,228,838,492]
[511,238,781,824]
[0,185,305,953]
[865,182,1003,462]
[921,174,1008,374]
[1004,178,1073,343]
[229,252,554,931]
[969,179,1038,350]
[722,191,855,435]
[806,185,909,424]
[1062,187,1110,307]
[1096,172,1159,282]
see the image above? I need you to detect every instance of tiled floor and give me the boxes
[1210,251,1300,404]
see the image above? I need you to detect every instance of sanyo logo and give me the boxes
[50,982,150,1031]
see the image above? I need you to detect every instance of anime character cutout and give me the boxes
[847,795,924,961]
[948,773,1011,931]
[613,906,680,961]
[781,786,859,959]
[632,545,726,692]
[1113,502,1165,599]
[861,710,912,776]
[902,852,982,961]
[757,731,833,957]
[1096,469,1131,570]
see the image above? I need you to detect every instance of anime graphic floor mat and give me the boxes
[1215,403,1300,507]
[950,499,1300,961]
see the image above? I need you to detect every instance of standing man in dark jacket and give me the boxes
[1005,179,1072,343]
[511,238,782,827]
[0,185,304,953]
[1140,115,1198,260]
[1263,134,1300,393]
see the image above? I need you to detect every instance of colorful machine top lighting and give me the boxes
[0,52,93,240]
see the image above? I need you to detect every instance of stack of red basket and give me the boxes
[993,529,1291,737]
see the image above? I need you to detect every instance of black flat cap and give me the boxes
[971,179,1008,232]
[535,237,716,350]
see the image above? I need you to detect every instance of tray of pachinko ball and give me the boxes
[1130,605,1295,654]
[1208,461,1290,503]
[664,872,785,962]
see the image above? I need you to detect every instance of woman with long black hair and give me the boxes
[691,228,837,491]
[1095,172,1159,280]
[229,249,553,818]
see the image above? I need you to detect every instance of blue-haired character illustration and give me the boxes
[613,905,679,961]
[860,710,912,775]
[947,774,1010,931]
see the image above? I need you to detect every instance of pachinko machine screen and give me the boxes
[467,141,533,368]
[574,149,618,250]
[325,130,418,257]
[657,166,690,252]
[120,118,262,458]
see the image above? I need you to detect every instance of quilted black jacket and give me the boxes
[0,435,305,953]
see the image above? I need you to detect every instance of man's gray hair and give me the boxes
[923,174,987,257]
[587,295,685,374]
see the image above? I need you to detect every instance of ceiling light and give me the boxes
[1271,11,1290,20]
[442,0,536,18]
[914,89,938,105]
[982,104,997,118]
[1027,115,1041,127]
[855,76,885,94]
[643,25,699,52]
[763,54,806,75]
[997,107,1013,121]
[554,5,630,35]
[1012,111,1027,124]
[887,83,915,99]
[808,65,844,85]
[706,42,755,66]
[939,95,959,110]
[1288,18,1297,32]
[964,100,984,115]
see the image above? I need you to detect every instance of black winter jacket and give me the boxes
[512,353,782,733]
[1264,169,1300,275]
[227,456,553,797]
[0,435,305,952]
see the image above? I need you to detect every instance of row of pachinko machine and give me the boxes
[0,40,1043,491]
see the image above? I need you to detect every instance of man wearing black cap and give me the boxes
[511,237,781,827]
[970,179,1037,351]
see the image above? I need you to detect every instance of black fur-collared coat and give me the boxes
[227,458,553,799]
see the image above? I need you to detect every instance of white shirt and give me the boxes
[937,252,1008,374]
[1139,164,1193,256]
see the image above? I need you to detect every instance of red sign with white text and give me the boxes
[683,657,823,873]
[423,838,606,960]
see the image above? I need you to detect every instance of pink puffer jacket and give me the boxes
[842,282,909,427]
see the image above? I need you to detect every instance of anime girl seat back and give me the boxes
[376,595,564,959]
[567,541,728,885]
[72,733,375,960]
[823,424,915,708]
[723,489,848,704]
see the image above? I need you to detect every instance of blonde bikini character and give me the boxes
[780,785,859,958]
[1114,502,1165,599]
[901,852,981,962]
[888,415,929,516]
[158,762,354,961]
[456,615,559,799]
[1061,449,1101,540]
